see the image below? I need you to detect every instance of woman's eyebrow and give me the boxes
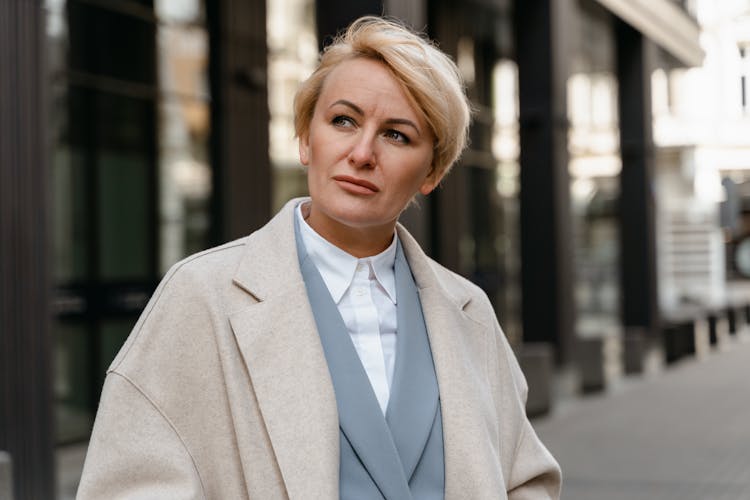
[330,99,364,115]
[330,99,421,137]
[385,118,420,137]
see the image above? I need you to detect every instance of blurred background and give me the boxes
[2,0,750,498]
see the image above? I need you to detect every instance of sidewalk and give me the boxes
[532,337,750,500]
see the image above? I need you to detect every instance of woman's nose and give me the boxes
[347,131,376,168]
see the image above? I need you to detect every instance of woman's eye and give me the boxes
[332,115,355,127]
[384,129,410,144]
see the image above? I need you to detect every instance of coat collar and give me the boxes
[231,199,305,301]
[394,221,473,311]
[232,197,473,311]
[228,198,486,499]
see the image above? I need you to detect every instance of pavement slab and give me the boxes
[533,339,750,500]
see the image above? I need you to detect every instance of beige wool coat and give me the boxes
[77,198,561,500]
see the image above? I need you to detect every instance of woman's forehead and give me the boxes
[316,58,426,124]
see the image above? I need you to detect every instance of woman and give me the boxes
[78,16,561,500]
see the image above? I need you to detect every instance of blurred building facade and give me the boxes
[4,0,750,498]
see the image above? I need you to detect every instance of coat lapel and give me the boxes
[397,225,507,499]
[228,200,339,500]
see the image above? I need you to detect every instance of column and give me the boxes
[426,0,468,272]
[616,19,660,346]
[208,0,272,241]
[515,0,576,364]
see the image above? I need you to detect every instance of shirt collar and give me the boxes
[296,202,397,304]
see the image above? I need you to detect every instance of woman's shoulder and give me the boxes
[107,239,249,368]
[166,198,301,285]
[164,236,249,286]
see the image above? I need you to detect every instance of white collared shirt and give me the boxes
[296,203,397,414]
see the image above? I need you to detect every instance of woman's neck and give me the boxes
[302,202,395,258]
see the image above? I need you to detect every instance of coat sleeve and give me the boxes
[498,327,562,500]
[506,419,562,500]
[484,312,561,500]
[76,371,206,500]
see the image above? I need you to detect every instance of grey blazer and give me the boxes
[77,198,561,500]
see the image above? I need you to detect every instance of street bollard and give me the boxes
[519,342,554,417]
[0,451,13,500]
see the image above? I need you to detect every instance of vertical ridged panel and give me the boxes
[0,0,55,498]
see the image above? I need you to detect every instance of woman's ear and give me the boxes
[298,133,310,166]
[419,165,444,196]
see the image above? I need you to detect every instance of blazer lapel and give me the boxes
[385,242,440,482]
[228,200,339,500]
[295,217,412,500]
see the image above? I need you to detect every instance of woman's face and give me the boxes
[299,57,439,244]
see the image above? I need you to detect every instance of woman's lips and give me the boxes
[333,175,379,195]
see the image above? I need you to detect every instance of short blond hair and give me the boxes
[293,16,471,178]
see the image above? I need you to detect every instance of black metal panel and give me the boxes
[315,0,383,49]
[0,0,56,497]
[514,0,575,363]
[427,0,468,275]
[207,0,271,241]
[616,19,660,336]
[67,1,156,85]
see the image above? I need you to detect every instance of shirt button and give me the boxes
[357,263,366,272]
[354,287,366,297]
